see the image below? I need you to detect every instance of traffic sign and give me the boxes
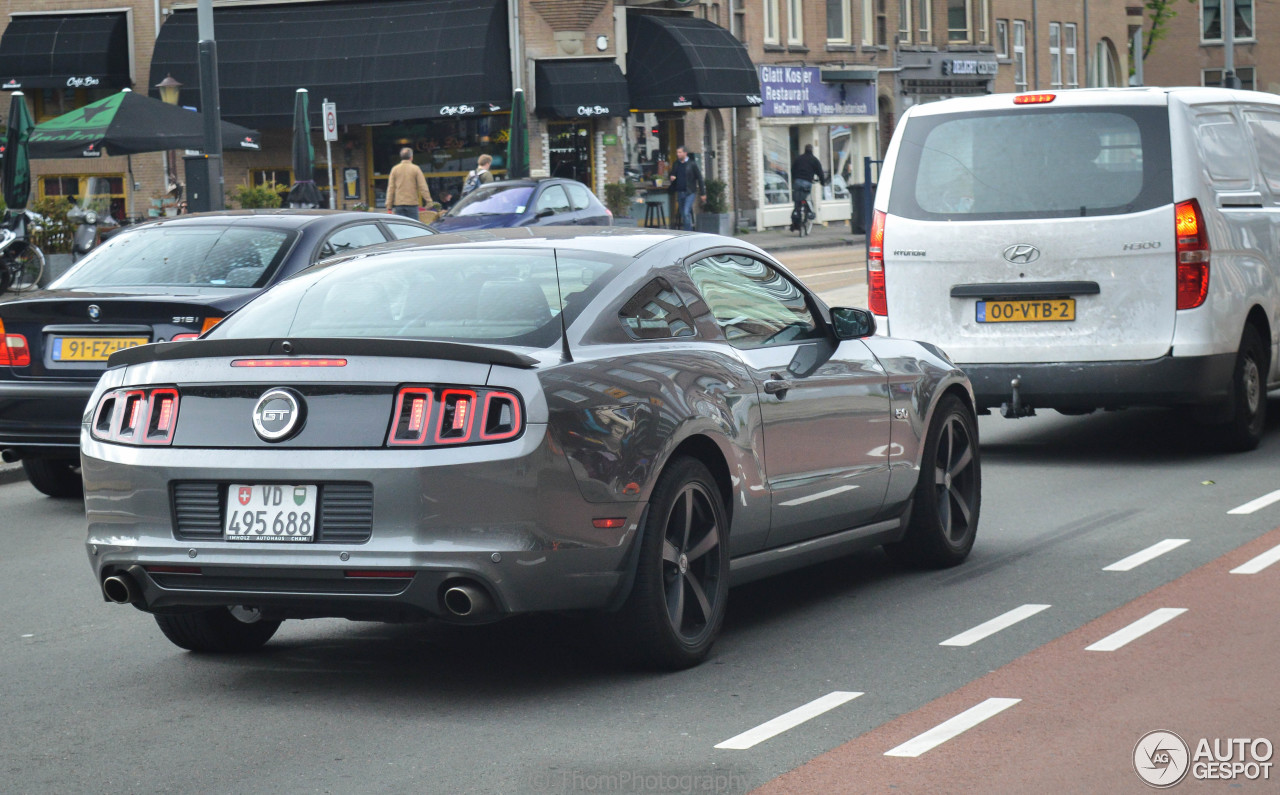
[322,102,337,142]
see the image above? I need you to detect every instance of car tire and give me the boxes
[154,608,281,653]
[22,458,83,498]
[885,395,981,569]
[1215,325,1268,453]
[609,458,729,670]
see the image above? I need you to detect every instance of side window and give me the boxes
[1194,111,1254,189]
[686,254,820,349]
[618,278,696,340]
[319,223,388,259]
[566,183,593,211]
[1244,110,1280,195]
[535,185,572,214]
[386,222,433,240]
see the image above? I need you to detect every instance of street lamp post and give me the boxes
[155,74,183,202]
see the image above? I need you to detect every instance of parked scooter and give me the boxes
[67,177,119,262]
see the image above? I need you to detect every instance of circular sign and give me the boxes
[324,109,337,135]
[1133,730,1190,788]
[252,388,305,442]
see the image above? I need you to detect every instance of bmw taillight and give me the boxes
[0,318,30,367]
[1175,199,1209,310]
[387,386,523,447]
[868,209,887,316]
[90,386,181,445]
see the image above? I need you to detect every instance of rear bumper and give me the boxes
[0,380,95,455]
[964,353,1236,411]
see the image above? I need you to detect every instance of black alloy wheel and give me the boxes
[1216,324,1268,452]
[886,395,981,568]
[610,457,729,669]
[154,607,282,653]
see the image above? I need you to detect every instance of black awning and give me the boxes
[534,59,629,119]
[625,14,761,111]
[149,0,511,129]
[0,13,131,91]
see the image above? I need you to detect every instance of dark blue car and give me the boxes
[431,178,612,232]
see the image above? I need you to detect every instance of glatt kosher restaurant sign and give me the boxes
[759,66,874,118]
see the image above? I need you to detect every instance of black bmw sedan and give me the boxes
[0,210,432,496]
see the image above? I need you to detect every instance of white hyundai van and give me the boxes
[872,88,1279,450]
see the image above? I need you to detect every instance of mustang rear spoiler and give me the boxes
[108,337,540,369]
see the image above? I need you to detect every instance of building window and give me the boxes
[917,0,932,43]
[1013,20,1027,91]
[862,0,875,45]
[827,0,851,43]
[788,0,804,44]
[996,19,1008,57]
[39,175,126,222]
[733,0,747,40]
[898,0,911,43]
[977,0,990,44]
[1049,22,1062,88]
[1064,23,1078,87]
[1203,67,1256,90]
[1202,0,1254,42]
[947,0,971,43]
[764,0,781,44]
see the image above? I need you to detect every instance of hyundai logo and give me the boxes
[87,304,100,321]
[1002,244,1041,265]
[252,388,304,442]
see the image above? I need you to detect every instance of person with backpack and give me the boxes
[462,154,494,197]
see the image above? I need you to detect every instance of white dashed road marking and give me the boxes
[1084,608,1187,652]
[939,604,1052,647]
[1103,539,1189,572]
[883,698,1021,758]
[1230,542,1280,574]
[1228,490,1280,515]
[715,691,863,750]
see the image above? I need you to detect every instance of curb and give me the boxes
[0,461,24,486]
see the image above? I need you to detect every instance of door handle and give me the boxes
[763,376,794,396]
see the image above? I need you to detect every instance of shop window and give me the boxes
[760,127,792,206]
[1013,21,1028,91]
[764,0,781,44]
[619,278,696,340]
[39,175,125,221]
[1049,23,1062,88]
[787,0,804,45]
[370,117,509,210]
[947,0,970,43]
[996,19,1008,58]
[827,0,851,43]
[32,87,111,123]
[547,122,593,187]
[1203,67,1256,91]
[1202,0,1254,42]
[251,169,292,204]
[1064,24,1079,88]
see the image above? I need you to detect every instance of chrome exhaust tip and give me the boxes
[443,582,492,618]
[102,574,138,604]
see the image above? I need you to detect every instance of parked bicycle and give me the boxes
[0,210,45,295]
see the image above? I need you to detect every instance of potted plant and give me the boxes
[696,179,732,236]
[29,196,76,284]
[604,181,637,227]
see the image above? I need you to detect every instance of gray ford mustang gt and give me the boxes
[82,227,981,669]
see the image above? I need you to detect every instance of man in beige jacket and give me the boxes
[385,148,432,219]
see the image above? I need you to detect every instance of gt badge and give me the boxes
[252,388,305,442]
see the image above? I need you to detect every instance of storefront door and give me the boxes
[547,122,593,186]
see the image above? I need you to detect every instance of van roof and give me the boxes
[904,87,1280,117]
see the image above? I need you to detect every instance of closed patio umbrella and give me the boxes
[3,91,33,210]
[506,88,528,180]
[285,88,321,208]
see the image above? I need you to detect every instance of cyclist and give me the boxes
[790,144,827,232]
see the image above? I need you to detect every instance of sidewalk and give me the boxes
[736,221,865,256]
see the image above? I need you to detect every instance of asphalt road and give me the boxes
[4,395,1280,793]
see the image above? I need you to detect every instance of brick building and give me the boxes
[1139,0,1277,94]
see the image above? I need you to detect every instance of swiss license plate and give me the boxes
[51,336,149,361]
[225,484,318,542]
[976,298,1076,323]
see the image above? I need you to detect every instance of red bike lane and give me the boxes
[756,525,1280,794]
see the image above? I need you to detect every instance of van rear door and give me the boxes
[881,102,1175,364]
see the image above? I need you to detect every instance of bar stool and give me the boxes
[644,195,667,229]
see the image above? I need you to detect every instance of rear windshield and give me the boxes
[888,105,1172,220]
[206,248,630,348]
[51,224,294,289]
[451,184,534,217]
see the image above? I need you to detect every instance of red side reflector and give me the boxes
[592,518,626,529]
[144,565,201,575]
[231,358,348,367]
[1014,93,1056,105]
[344,570,416,579]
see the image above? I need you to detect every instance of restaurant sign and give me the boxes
[759,66,874,118]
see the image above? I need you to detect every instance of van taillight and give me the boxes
[90,387,180,445]
[1175,199,1209,310]
[386,386,524,447]
[868,210,887,316]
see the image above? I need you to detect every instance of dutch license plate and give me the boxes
[225,484,318,542]
[976,298,1076,323]
[52,336,149,362]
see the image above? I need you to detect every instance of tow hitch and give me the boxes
[1000,378,1036,419]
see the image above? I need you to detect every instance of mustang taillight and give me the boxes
[387,386,523,447]
[90,386,181,445]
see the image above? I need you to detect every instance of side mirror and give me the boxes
[534,207,555,219]
[830,306,876,340]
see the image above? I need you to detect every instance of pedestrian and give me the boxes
[790,144,826,230]
[385,147,432,220]
[667,146,705,231]
[461,154,494,197]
